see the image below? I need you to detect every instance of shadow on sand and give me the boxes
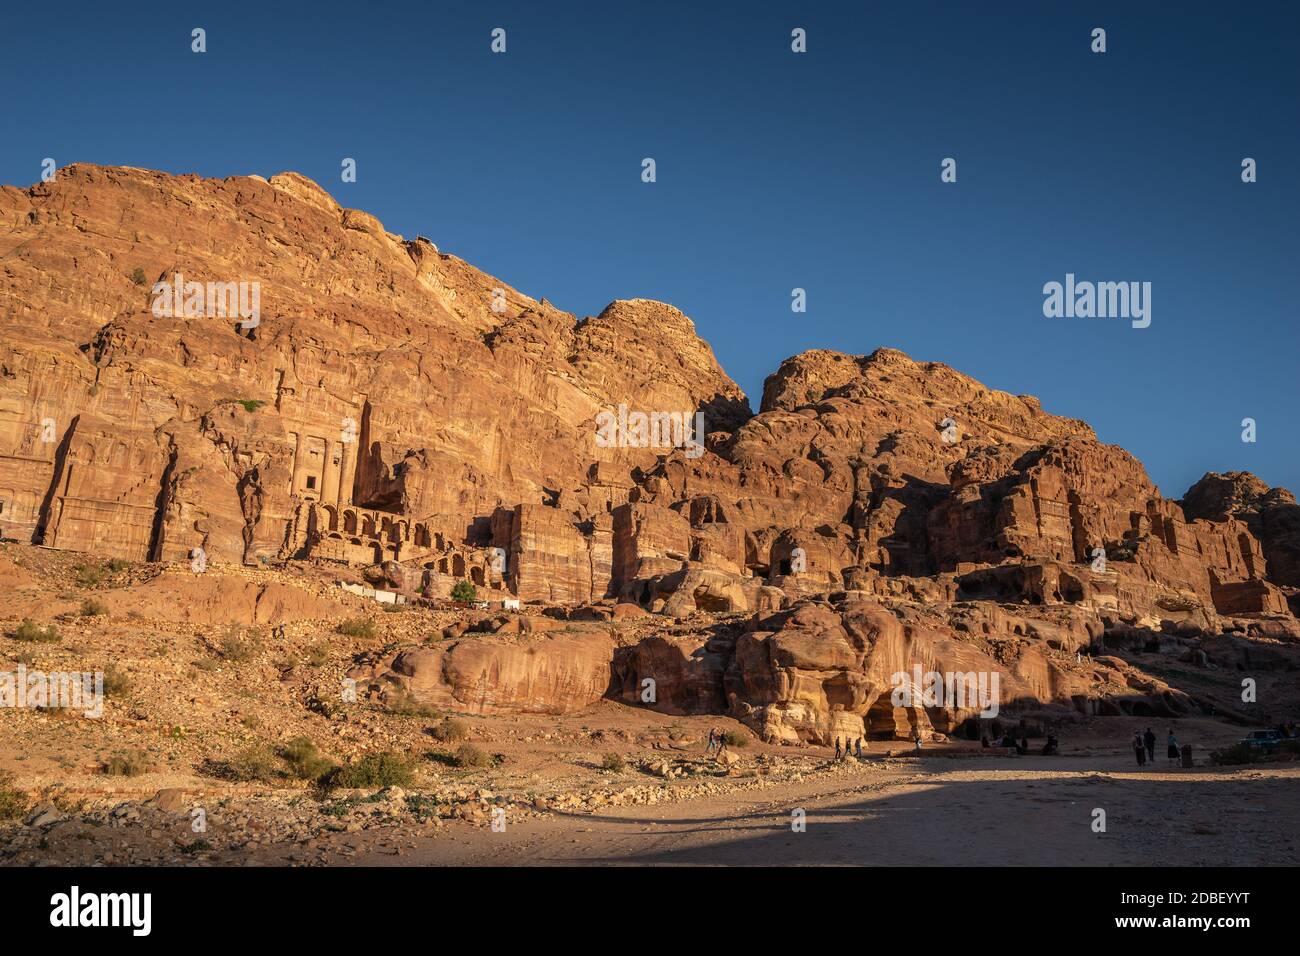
[525,760,1299,866]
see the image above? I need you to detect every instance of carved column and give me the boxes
[321,438,339,504]
[337,438,354,508]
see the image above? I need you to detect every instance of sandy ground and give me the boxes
[58,745,1282,868]
[6,722,1298,867]
[329,757,1300,867]
[10,728,1300,868]
[4,543,1299,867]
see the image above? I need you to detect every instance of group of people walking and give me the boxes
[704,724,1190,767]
[1133,726,1180,766]
[833,737,865,760]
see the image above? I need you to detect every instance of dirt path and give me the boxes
[325,756,1300,866]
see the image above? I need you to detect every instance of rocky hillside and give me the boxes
[3,163,1298,746]
[0,164,746,566]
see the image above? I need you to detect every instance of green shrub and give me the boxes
[324,752,416,790]
[280,737,338,782]
[600,752,627,772]
[721,730,750,747]
[429,718,469,743]
[0,771,29,822]
[80,598,108,617]
[1210,741,1300,765]
[320,799,356,818]
[303,643,329,668]
[215,625,263,662]
[225,744,279,783]
[8,619,60,643]
[73,563,105,588]
[404,794,440,818]
[336,617,377,638]
[450,580,477,603]
[130,267,148,286]
[1210,744,1257,765]
[236,399,263,413]
[102,750,149,777]
[453,744,491,769]
[384,692,440,718]
[101,665,131,698]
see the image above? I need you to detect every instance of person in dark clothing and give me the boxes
[981,734,991,748]
[1143,727,1156,762]
[1132,732,1146,766]
[1017,736,1029,755]
[854,738,863,758]
[1167,728,1179,763]
[1042,734,1059,756]
[834,737,842,761]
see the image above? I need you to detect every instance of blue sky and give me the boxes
[2,1,1296,495]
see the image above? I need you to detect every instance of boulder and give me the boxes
[355,627,616,715]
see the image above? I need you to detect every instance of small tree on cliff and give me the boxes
[451,579,477,603]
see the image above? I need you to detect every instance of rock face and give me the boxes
[353,624,617,715]
[1183,472,1300,589]
[93,572,355,625]
[0,164,746,579]
[609,594,1246,745]
[3,163,1297,735]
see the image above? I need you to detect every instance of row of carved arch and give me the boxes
[307,503,441,548]
[314,532,496,586]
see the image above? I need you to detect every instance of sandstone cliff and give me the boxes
[0,164,746,587]
[3,164,1296,743]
